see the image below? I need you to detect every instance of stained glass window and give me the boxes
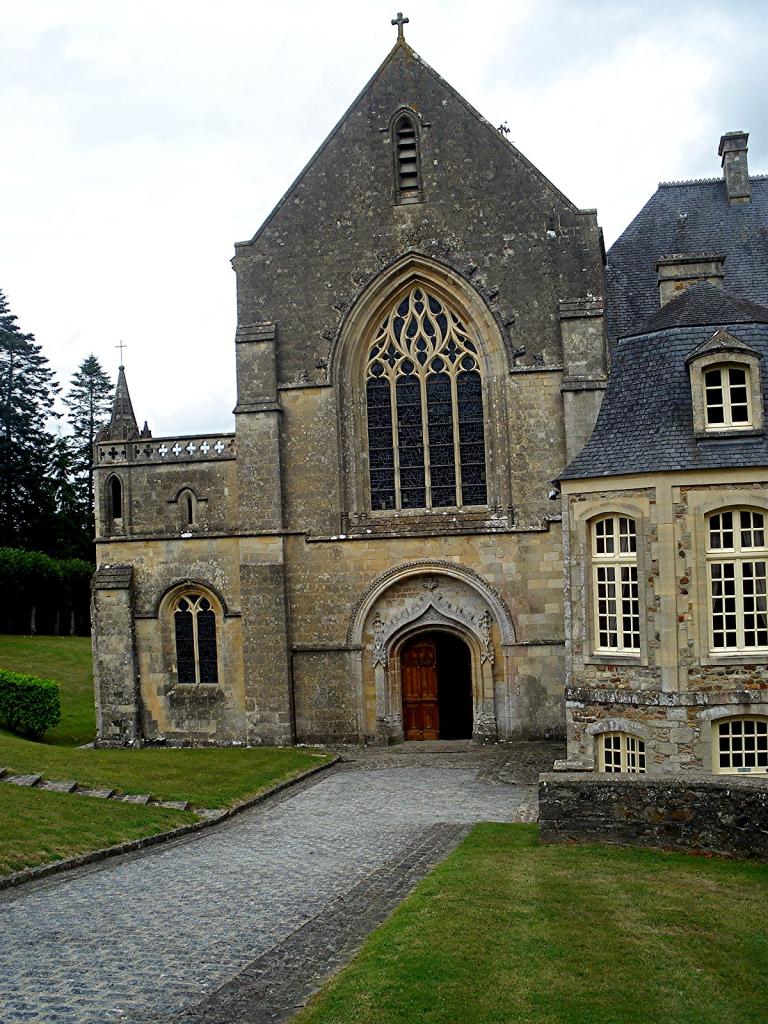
[365,287,488,511]
[172,592,219,684]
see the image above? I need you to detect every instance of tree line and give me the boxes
[1,288,114,633]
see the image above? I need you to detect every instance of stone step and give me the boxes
[4,773,42,788]
[38,779,78,794]
[120,793,151,805]
[155,799,191,811]
[76,786,116,799]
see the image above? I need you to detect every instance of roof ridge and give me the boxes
[658,173,768,188]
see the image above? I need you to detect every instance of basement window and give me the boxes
[598,732,646,774]
[714,717,768,774]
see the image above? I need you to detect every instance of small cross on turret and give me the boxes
[116,339,127,367]
[391,11,409,40]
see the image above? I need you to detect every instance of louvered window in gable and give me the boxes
[393,113,421,203]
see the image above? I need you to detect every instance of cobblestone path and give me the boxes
[1,744,557,1024]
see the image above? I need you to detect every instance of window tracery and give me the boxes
[365,287,487,511]
[172,592,219,684]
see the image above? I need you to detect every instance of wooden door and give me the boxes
[401,637,439,740]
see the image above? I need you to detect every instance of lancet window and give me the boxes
[172,592,219,685]
[365,287,488,512]
[106,475,123,521]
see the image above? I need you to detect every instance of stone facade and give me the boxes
[91,27,768,781]
[562,472,768,773]
[92,35,606,747]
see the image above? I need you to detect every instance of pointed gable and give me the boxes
[232,36,605,388]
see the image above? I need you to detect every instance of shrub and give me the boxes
[0,670,61,739]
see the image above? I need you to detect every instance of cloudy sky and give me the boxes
[2,0,766,437]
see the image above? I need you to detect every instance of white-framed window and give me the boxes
[704,364,753,429]
[591,514,640,654]
[707,509,768,653]
[598,732,646,774]
[172,591,219,684]
[714,716,768,774]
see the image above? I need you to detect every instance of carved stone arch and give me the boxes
[154,579,232,619]
[348,559,515,647]
[168,485,207,529]
[330,251,510,386]
[353,561,509,743]
[332,253,514,526]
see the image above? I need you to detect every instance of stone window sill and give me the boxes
[585,653,648,668]
[167,683,224,700]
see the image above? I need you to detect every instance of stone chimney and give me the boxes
[719,131,750,204]
[655,253,725,306]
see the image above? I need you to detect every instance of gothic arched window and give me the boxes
[365,287,487,511]
[172,592,219,684]
[106,475,123,521]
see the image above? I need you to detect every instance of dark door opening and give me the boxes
[401,632,473,740]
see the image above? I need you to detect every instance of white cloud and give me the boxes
[1,0,765,436]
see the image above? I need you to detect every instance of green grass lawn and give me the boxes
[0,634,95,745]
[0,733,331,805]
[0,634,332,876]
[0,783,197,876]
[296,824,768,1024]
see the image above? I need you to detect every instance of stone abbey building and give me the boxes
[92,26,768,777]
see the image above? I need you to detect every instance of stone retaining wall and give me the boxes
[538,772,768,860]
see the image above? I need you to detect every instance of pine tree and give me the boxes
[63,355,113,527]
[0,290,60,551]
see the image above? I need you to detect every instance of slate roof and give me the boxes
[642,282,768,334]
[560,317,768,480]
[605,176,768,345]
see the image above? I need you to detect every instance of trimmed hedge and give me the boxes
[0,548,93,635]
[0,670,61,739]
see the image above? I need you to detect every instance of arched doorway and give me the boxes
[401,632,473,740]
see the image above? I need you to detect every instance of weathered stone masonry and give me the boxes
[92,36,609,748]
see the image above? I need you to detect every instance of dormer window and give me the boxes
[704,364,751,429]
[392,112,422,204]
[687,329,764,438]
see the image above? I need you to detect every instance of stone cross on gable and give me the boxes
[391,11,409,39]
[116,340,127,366]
